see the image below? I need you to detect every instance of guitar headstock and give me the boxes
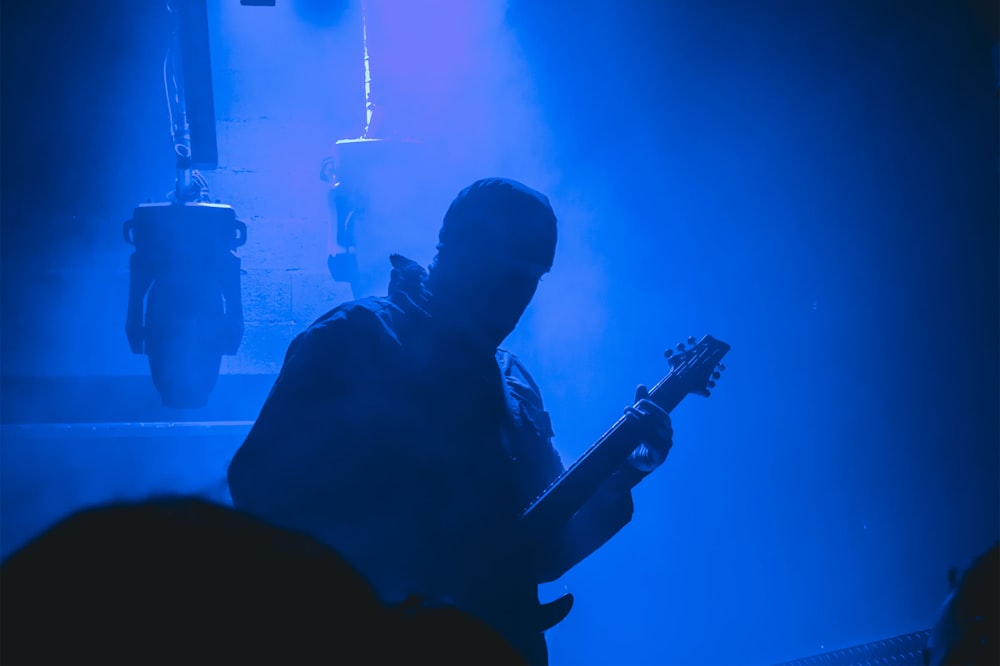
[662,334,731,398]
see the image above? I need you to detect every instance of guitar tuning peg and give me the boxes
[664,349,674,358]
[676,342,686,352]
[707,380,716,388]
[687,336,695,345]
[712,371,721,380]
[718,363,726,372]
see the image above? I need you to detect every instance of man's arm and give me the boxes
[532,477,635,583]
[531,385,673,583]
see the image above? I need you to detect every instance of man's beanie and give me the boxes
[436,178,558,267]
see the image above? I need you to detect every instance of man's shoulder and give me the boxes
[496,348,535,378]
[311,296,402,330]
[496,349,557,445]
[314,296,416,330]
[496,348,544,405]
[287,296,406,359]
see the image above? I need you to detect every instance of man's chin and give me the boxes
[452,322,514,353]
[469,329,509,353]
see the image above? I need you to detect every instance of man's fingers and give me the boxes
[634,384,649,402]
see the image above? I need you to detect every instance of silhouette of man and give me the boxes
[228,177,673,663]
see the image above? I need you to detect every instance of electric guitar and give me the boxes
[520,334,731,628]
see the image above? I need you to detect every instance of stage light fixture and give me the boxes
[125,0,246,408]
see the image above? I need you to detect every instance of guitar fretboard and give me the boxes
[519,335,729,536]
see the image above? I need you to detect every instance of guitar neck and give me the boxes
[519,369,689,537]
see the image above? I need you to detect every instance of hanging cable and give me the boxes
[164,0,191,159]
[361,0,374,138]
[163,0,209,203]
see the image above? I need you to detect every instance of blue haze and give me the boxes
[1,1,997,664]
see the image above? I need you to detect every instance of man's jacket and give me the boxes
[227,256,635,657]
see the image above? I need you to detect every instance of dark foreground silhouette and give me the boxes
[925,541,999,665]
[0,497,526,666]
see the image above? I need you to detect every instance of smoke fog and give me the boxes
[2,0,997,664]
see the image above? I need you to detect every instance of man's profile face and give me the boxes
[435,251,550,350]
